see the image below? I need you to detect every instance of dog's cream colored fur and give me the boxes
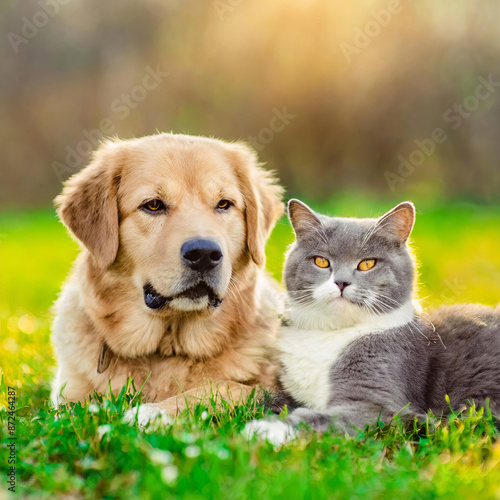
[51,133,284,415]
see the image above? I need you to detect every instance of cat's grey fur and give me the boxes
[245,200,500,442]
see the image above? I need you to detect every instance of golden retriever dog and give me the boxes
[51,133,284,423]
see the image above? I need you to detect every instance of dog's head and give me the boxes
[56,134,283,314]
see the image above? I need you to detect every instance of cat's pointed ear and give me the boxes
[288,199,323,239]
[377,201,415,243]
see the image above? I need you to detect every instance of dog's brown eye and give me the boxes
[216,199,232,210]
[142,199,165,212]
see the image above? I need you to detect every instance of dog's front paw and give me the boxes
[243,418,298,446]
[123,403,174,431]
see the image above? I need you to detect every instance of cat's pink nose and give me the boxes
[335,281,350,293]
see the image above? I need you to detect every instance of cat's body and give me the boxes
[276,304,500,434]
[246,201,500,443]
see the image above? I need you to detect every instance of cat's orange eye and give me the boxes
[358,259,376,271]
[314,256,330,268]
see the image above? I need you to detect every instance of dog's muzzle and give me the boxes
[143,282,223,310]
[143,239,225,311]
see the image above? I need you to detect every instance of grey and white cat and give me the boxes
[245,200,500,444]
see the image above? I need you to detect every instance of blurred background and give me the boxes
[1,0,500,392]
[1,0,500,206]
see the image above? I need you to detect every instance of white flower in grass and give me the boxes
[97,424,112,439]
[201,411,208,420]
[88,403,100,413]
[217,448,230,460]
[149,449,174,465]
[184,445,201,458]
[161,465,179,484]
[122,404,173,432]
[180,433,196,444]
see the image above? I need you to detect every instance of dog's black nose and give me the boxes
[181,239,223,272]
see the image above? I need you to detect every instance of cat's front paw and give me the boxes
[243,418,298,446]
[123,403,173,431]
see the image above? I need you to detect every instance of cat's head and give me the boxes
[284,200,417,329]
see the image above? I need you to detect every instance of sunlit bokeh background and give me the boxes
[1,0,500,397]
[2,0,500,205]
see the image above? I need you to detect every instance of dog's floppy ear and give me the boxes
[55,141,123,268]
[230,143,284,267]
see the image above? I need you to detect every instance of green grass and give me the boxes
[1,200,500,499]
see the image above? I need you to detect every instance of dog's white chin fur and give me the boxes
[170,296,210,311]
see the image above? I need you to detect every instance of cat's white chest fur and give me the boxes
[278,326,365,410]
[278,301,415,410]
